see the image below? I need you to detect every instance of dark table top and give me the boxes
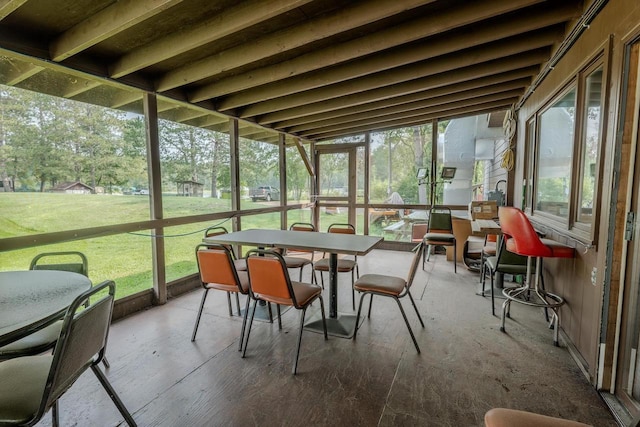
[0,270,92,347]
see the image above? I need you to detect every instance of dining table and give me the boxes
[203,228,382,338]
[0,270,92,347]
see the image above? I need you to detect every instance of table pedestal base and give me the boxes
[304,311,358,339]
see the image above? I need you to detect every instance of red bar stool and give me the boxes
[497,207,574,346]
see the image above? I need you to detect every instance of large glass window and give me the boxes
[0,86,149,236]
[369,125,433,204]
[239,127,280,211]
[577,66,603,224]
[535,87,576,219]
[159,120,232,216]
[285,139,311,204]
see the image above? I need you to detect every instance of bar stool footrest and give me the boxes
[502,286,564,309]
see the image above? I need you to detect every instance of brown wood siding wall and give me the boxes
[514,0,640,385]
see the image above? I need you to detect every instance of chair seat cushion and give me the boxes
[313,258,357,272]
[424,232,455,244]
[282,256,313,269]
[354,274,406,296]
[0,321,61,356]
[0,355,52,425]
[206,270,249,294]
[484,408,591,427]
[255,281,321,307]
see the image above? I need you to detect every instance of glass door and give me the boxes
[315,146,357,232]
[614,38,640,421]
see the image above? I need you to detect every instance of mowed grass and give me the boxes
[0,193,349,299]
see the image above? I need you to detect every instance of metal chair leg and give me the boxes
[490,270,496,316]
[102,356,111,369]
[354,292,367,339]
[293,307,308,375]
[395,297,420,353]
[453,241,457,273]
[52,400,59,427]
[318,296,328,340]
[351,270,355,311]
[367,294,374,318]
[407,291,425,328]
[91,365,137,426]
[277,304,282,330]
[239,294,251,351]
[191,289,209,341]
[242,299,259,358]
[226,291,233,316]
[235,292,241,316]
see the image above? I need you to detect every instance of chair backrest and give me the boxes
[327,223,357,260]
[495,237,528,266]
[290,222,315,232]
[405,242,425,291]
[327,223,355,235]
[195,243,243,292]
[29,251,88,277]
[427,206,453,233]
[204,226,229,238]
[288,223,316,256]
[498,206,551,257]
[246,250,299,307]
[42,280,115,414]
[411,223,428,241]
[204,226,237,258]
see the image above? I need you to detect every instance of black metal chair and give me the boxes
[353,242,425,353]
[481,238,528,316]
[424,206,456,272]
[0,280,137,426]
[243,249,327,375]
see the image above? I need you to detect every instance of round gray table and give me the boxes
[0,270,92,347]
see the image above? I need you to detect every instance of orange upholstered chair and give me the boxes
[244,249,327,374]
[192,243,250,351]
[281,222,316,281]
[313,223,359,310]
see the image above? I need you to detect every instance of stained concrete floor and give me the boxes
[34,249,618,426]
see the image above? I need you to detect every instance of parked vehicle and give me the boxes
[249,186,280,202]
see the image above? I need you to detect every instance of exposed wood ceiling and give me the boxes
[0,0,586,142]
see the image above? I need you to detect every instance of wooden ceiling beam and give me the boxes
[155,0,435,92]
[110,0,311,79]
[221,18,572,110]
[263,67,536,126]
[50,0,185,62]
[194,0,572,104]
[298,92,521,138]
[242,39,552,119]
[3,62,43,85]
[310,99,518,141]
[0,0,28,20]
[63,80,102,98]
[275,75,531,129]
[288,84,527,134]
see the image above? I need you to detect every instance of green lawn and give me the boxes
[0,193,356,299]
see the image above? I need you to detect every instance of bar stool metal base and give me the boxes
[499,257,565,346]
